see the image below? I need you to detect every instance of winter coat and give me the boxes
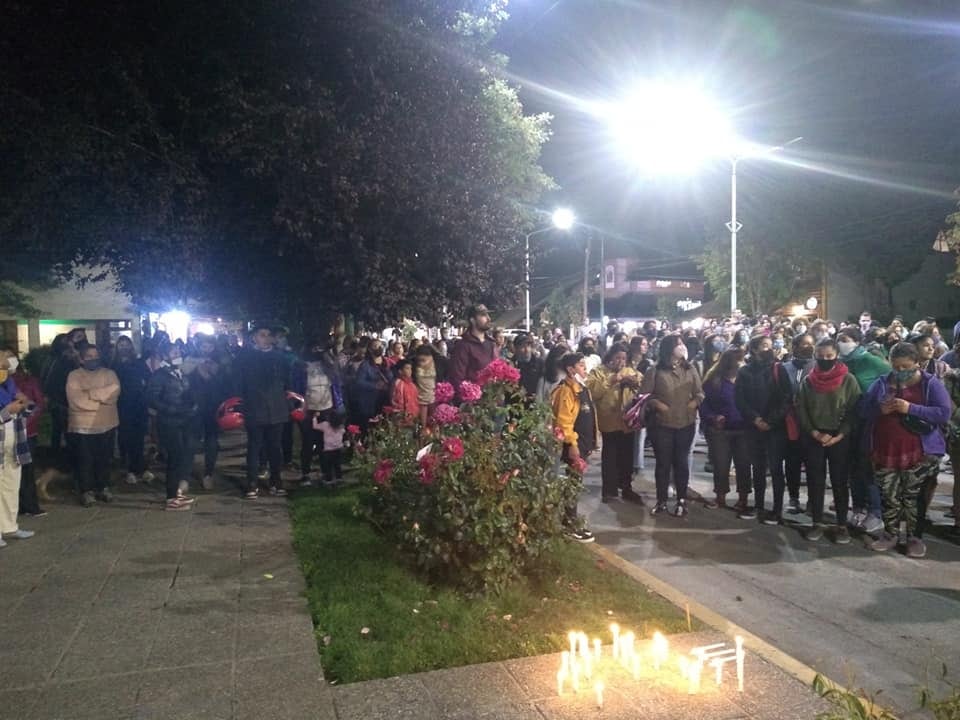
[236,347,289,426]
[734,360,793,429]
[147,366,198,426]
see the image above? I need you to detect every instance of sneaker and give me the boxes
[300,475,314,488]
[175,494,196,505]
[806,524,825,542]
[848,510,866,529]
[760,511,780,526]
[673,500,688,518]
[862,514,884,535]
[178,480,189,496]
[650,502,669,516]
[20,509,48,518]
[244,488,259,499]
[80,491,96,507]
[201,475,215,490]
[140,470,155,483]
[96,488,114,503]
[786,499,803,515]
[704,498,719,510]
[257,469,270,481]
[869,532,898,552]
[905,536,926,559]
[833,526,851,544]
[165,497,192,511]
[621,489,645,505]
[738,506,758,520]
[269,486,288,497]
[732,498,749,514]
[601,495,619,504]
[125,472,139,485]
[0,537,6,548]
[566,528,596,543]
[4,529,35,539]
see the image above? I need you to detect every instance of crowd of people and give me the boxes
[0,307,958,558]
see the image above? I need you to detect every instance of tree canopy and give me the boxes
[1,0,554,331]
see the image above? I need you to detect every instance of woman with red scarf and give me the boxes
[796,338,861,543]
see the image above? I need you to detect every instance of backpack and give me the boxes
[623,392,653,431]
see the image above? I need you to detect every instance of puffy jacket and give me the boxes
[147,366,198,426]
[586,364,640,433]
[236,348,289,426]
[734,360,793,428]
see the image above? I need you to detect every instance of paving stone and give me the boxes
[51,608,160,679]
[235,653,334,720]
[236,614,318,660]
[132,661,234,720]
[145,606,236,668]
[419,661,531,717]
[0,687,42,720]
[332,676,441,720]
[27,676,140,720]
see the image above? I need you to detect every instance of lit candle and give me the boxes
[652,631,668,671]
[713,658,723,686]
[579,632,590,659]
[689,657,702,694]
[572,661,580,693]
[593,638,601,659]
[610,623,620,658]
[557,668,566,696]
[568,631,577,657]
[622,631,635,665]
[735,636,745,693]
[595,680,604,709]
[561,650,570,674]
[631,654,641,680]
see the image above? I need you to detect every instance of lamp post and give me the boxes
[525,208,575,332]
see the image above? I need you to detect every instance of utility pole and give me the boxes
[583,238,591,329]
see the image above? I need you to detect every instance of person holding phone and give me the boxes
[0,347,37,545]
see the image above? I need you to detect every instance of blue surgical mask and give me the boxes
[892,368,917,385]
[712,339,726,352]
[773,339,784,350]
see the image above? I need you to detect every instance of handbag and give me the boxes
[773,363,800,442]
[623,392,653,431]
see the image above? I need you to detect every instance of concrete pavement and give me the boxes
[581,445,960,716]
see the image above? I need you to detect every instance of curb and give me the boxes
[587,542,896,718]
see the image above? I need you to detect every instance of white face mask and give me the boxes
[795,325,807,334]
[7,357,18,373]
[575,372,587,385]
[837,340,857,358]
[673,344,688,361]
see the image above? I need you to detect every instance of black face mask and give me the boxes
[757,349,775,364]
[795,347,814,360]
[816,358,837,372]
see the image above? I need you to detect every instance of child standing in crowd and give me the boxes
[312,412,345,486]
[862,342,951,558]
[391,358,419,421]
[414,345,437,427]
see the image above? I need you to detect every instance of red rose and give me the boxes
[442,437,465,461]
[373,459,394,486]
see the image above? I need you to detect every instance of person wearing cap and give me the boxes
[237,322,290,498]
[512,333,543,399]
[448,305,496,391]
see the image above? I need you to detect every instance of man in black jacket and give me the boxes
[734,335,794,524]
[512,333,543,399]
[237,323,289,498]
[147,343,198,511]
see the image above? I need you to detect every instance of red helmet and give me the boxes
[287,391,306,423]
[216,397,245,432]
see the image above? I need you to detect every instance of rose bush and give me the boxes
[354,361,582,594]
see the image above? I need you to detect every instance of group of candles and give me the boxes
[555,625,746,709]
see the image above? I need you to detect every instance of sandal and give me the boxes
[244,489,259,499]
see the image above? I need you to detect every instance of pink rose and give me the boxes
[476,358,521,386]
[373,459,394,486]
[347,424,361,436]
[434,382,455,404]
[432,403,461,425]
[459,381,482,403]
[418,454,440,485]
[552,426,565,441]
[569,456,588,474]
[442,436,464,460]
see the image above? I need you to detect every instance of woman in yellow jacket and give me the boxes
[551,352,597,543]
[587,343,643,504]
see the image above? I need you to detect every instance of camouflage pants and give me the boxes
[874,456,940,538]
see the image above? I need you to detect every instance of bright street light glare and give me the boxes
[552,207,575,230]
[606,81,738,175]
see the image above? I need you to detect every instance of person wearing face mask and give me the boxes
[700,348,750,509]
[111,335,153,486]
[188,334,235,490]
[513,333,544,399]
[640,334,704,517]
[587,343,643,504]
[771,334,787,361]
[147,343,199,510]
[66,343,121,507]
[0,348,37,546]
[792,319,808,338]
[796,338,862,543]
[700,333,725,379]
[783,333,816,514]
[10,349,45,518]
[237,323,291,498]
[578,337,602,373]
[861,342,951,557]
[734,335,794,523]
[836,326,890,533]
[551,352,596,542]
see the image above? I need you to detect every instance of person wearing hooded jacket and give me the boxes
[734,335,793,524]
[860,341,951,558]
[782,333,815,514]
[837,325,891,535]
[796,338,861,544]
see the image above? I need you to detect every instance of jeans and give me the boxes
[704,427,751,496]
[18,437,41,515]
[848,421,882,516]
[72,431,115,494]
[650,424,695,503]
[745,428,788,515]
[157,421,194,500]
[117,409,147,476]
[201,416,219,476]
[246,423,283,491]
[784,437,804,504]
[281,421,294,465]
[803,434,850,525]
[600,431,635,498]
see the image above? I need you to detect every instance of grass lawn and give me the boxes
[290,487,698,684]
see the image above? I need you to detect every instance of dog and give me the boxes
[34,466,72,502]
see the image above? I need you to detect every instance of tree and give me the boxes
[938,190,960,285]
[0,1,554,333]
[696,233,809,316]
[540,285,581,331]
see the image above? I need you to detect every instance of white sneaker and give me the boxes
[5,529,35,539]
[0,537,6,548]
[178,480,189,496]
[140,471,155,483]
[125,473,138,485]
[201,475,215,490]
[863,514,885,535]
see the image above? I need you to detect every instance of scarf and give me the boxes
[806,361,849,393]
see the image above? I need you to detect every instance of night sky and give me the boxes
[494,0,960,280]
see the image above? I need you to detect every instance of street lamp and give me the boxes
[605,81,800,314]
[524,208,575,332]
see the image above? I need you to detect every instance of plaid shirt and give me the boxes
[0,382,34,467]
